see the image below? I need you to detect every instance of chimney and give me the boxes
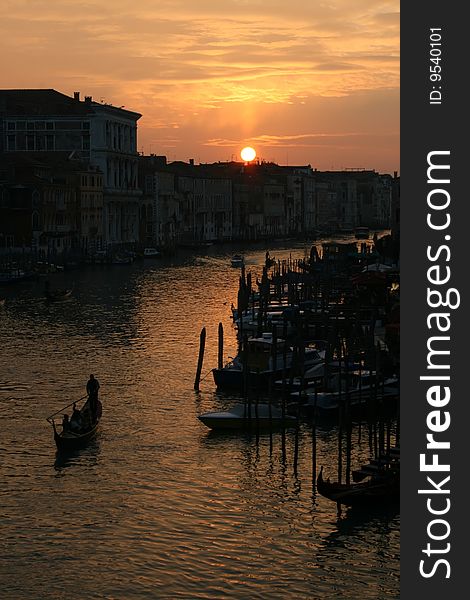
[189,158,194,166]
[74,91,80,101]
[84,96,92,105]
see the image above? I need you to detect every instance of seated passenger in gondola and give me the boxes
[70,403,83,432]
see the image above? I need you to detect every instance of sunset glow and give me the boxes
[1,0,400,172]
[240,147,256,162]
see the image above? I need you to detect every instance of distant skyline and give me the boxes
[2,0,399,173]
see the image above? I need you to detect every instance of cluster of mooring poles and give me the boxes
[195,240,400,507]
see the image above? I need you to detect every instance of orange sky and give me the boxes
[2,0,399,173]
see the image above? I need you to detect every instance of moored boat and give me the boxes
[198,403,296,430]
[0,268,35,285]
[316,466,399,506]
[143,247,161,258]
[44,283,74,301]
[298,370,398,417]
[111,254,133,265]
[275,358,360,392]
[213,332,324,391]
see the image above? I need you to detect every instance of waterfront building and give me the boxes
[177,163,232,243]
[208,161,317,239]
[314,180,338,232]
[313,170,392,231]
[355,171,392,228]
[139,155,179,249]
[77,165,104,255]
[314,172,358,231]
[286,168,316,235]
[139,157,233,246]
[391,171,400,240]
[263,180,286,237]
[0,152,104,259]
[0,89,142,249]
[0,156,39,253]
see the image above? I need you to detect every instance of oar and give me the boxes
[46,395,88,422]
[199,368,215,383]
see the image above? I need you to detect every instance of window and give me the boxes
[7,135,16,151]
[46,135,54,151]
[46,122,54,130]
[27,122,35,130]
[82,121,90,130]
[36,135,45,151]
[26,135,35,151]
[32,212,40,230]
[7,122,16,130]
[55,121,81,130]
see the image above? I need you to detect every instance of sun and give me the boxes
[240,146,256,162]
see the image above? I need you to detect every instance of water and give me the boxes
[0,241,399,599]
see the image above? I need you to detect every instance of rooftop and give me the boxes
[0,89,141,120]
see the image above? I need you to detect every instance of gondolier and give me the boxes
[86,374,100,421]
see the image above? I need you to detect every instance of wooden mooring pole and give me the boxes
[194,327,206,391]
[218,322,224,370]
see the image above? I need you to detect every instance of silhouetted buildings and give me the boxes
[0,89,140,254]
[1,88,396,257]
[0,151,104,259]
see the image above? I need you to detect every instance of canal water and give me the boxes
[0,241,399,599]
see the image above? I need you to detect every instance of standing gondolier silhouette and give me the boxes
[86,374,100,422]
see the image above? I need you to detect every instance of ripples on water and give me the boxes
[0,242,399,599]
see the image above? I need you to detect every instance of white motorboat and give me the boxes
[198,403,296,430]
[275,357,360,391]
[362,263,393,272]
[144,247,161,258]
[298,371,398,416]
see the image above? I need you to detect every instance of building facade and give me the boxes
[0,89,141,250]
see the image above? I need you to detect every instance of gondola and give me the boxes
[316,466,399,506]
[47,398,102,452]
[44,281,73,301]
